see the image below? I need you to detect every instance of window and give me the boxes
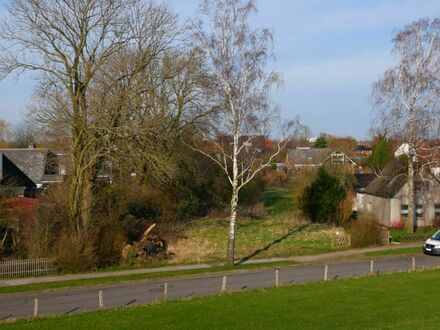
[401,204,423,218]
[401,205,408,216]
[435,204,440,220]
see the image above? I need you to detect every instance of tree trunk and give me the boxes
[407,156,415,233]
[68,91,93,234]
[227,187,238,265]
[227,131,240,265]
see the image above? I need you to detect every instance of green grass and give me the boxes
[4,269,440,329]
[172,219,341,263]
[365,246,422,257]
[263,188,295,216]
[390,228,436,242]
[0,261,297,295]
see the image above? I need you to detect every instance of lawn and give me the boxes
[171,219,341,263]
[170,188,344,264]
[4,269,440,329]
[263,188,295,216]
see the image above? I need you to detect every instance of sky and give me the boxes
[1,0,440,139]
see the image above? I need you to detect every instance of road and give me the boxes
[1,254,439,320]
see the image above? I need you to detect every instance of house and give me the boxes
[286,147,355,170]
[0,147,66,197]
[354,144,372,156]
[356,159,440,228]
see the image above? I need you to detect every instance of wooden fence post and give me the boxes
[370,260,374,275]
[99,290,104,309]
[412,257,416,272]
[275,269,279,287]
[221,276,227,292]
[324,265,328,281]
[163,283,168,301]
[33,298,38,317]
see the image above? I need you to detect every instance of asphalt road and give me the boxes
[1,254,439,320]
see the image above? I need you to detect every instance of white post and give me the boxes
[221,276,227,292]
[33,298,38,317]
[275,269,280,287]
[370,260,374,275]
[324,265,328,281]
[412,257,416,272]
[163,283,168,300]
[99,290,104,309]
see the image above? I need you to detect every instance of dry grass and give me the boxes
[169,217,345,264]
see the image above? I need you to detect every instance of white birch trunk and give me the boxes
[227,131,240,265]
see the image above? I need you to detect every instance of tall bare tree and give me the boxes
[372,18,440,233]
[0,0,177,232]
[191,0,302,264]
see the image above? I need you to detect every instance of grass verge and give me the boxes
[3,269,440,329]
[364,246,422,257]
[0,260,297,295]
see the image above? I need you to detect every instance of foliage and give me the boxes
[299,168,346,223]
[314,136,328,148]
[368,138,394,170]
[347,212,382,248]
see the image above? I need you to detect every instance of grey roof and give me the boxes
[287,148,334,166]
[364,159,409,198]
[0,148,49,185]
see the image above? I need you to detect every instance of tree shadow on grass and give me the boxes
[236,224,310,265]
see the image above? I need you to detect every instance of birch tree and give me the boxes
[372,18,440,233]
[191,0,302,264]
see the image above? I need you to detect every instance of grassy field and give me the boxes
[4,269,440,329]
[170,188,344,263]
[171,219,341,263]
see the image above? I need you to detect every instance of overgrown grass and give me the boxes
[263,188,295,216]
[4,269,440,329]
[0,261,297,295]
[365,246,422,257]
[171,219,342,264]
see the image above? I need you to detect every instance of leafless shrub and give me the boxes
[347,212,382,248]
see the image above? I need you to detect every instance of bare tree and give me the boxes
[0,0,178,232]
[191,0,302,264]
[371,18,440,233]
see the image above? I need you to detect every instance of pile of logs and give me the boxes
[121,224,168,262]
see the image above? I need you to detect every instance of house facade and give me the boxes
[0,147,67,197]
[357,159,440,228]
[286,147,355,171]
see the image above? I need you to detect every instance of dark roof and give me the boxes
[355,145,372,151]
[354,173,376,190]
[0,148,49,185]
[287,148,334,166]
[364,159,408,198]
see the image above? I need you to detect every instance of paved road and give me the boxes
[1,254,439,320]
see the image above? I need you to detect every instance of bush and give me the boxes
[53,231,96,273]
[347,212,382,248]
[299,168,346,223]
[93,218,125,267]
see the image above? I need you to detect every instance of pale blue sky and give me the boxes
[1,0,440,139]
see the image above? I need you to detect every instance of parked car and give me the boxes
[423,230,440,255]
